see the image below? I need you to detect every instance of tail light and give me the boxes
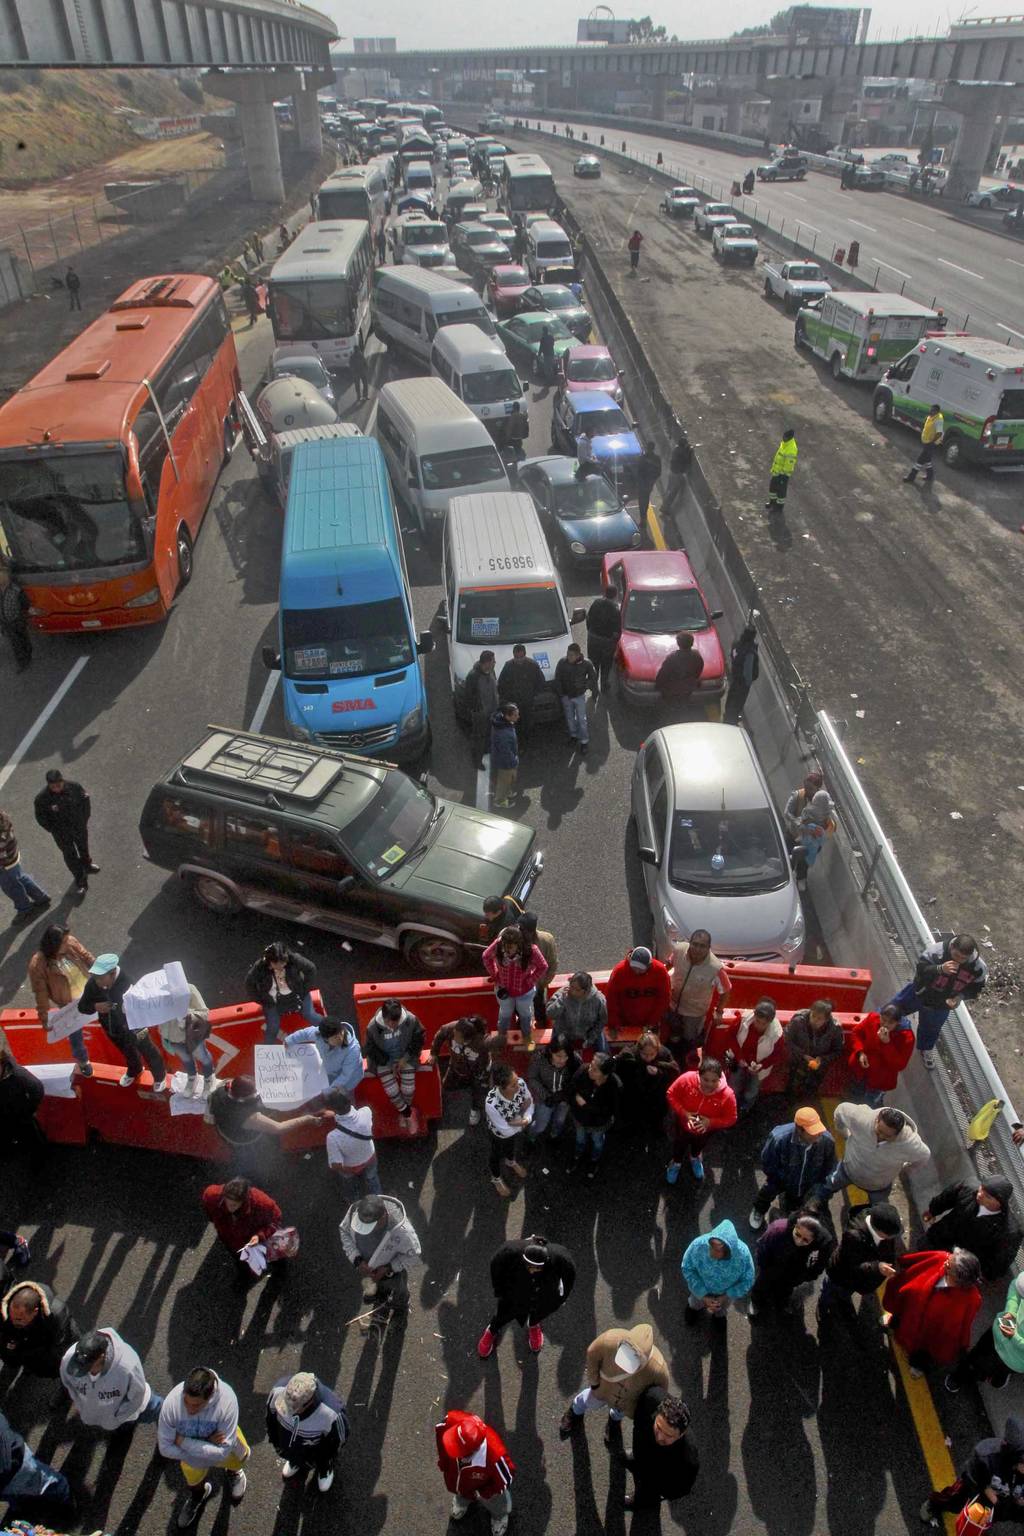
[981,415,996,446]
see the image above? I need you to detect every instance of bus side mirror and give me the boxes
[262,645,281,670]
[570,607,586,625]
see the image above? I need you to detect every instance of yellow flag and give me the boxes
[967,1097,1004,1144]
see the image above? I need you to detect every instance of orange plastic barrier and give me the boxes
[720,962,871,1014]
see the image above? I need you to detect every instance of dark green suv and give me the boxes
[139,727,543,974]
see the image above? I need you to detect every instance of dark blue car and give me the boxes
[515,455,641,566]
[551,390,644,497]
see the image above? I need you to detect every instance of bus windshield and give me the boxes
[271,280,354,340]
[0,452,147,574]
[283,596,414,680]
[507,174,555,211]
[317,188,369,221]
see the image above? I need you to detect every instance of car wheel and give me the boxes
[176,525,194,589]
[873,391,893,424]
[943,433,964,468]
[764,277,773,298]
[794,317,807,349]
[403,931,464,974]
[192,875,241,915]
[221,414,236,467]
[979,197,991,209]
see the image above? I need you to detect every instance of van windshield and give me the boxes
[345,772,435,878]
[998,389,1024,419]
[283,597,414,680]
[437,307,495,337]
[457,584,564,644]
[462,368,522,405]
[669,809,788,894]
[419,445,506,490]
[402,223,446,246]
[537,239,571,258]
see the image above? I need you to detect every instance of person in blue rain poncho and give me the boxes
[681,1219,755,1326]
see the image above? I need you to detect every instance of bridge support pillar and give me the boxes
[944,82,1009,201]
[293,76,322,154]
[532,76,549,112]
[651,74,669,121]
[206,69,294,202]
[725,96,743,134]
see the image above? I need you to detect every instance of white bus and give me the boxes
[267,221,373,372]
[500,154,557,220]
[315,162,390,239]
[355,97,388,120]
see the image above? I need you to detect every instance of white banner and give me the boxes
[254,1042,328,1109]
[46,999,96,1043]
[124,962,191,1033]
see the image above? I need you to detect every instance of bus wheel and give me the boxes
[176,526,194,589]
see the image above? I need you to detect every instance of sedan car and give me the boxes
[552,391,643,495]
[495,311,581,380]
[711,222,760,264]
[517,283,592,340]
[451,222,512,279]
[631,722,805,964]
[661,186,700,218]
[601,549,725,705]
[479,212,517,245]
[266,346,337,409]
[966,182,1024,210]
[851,166,886,190]
[574,155,602,178]
[694,202,738,237]
[516,454,640,565]
[558,344,623,403]
[487,263,532,317]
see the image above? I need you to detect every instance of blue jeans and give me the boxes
[826,1159,892,1204]
[799,832,826,868]
[574,1124,606,1162]
[335,1157,383,1199]
[530,1100,570,1139]
[165,1040,214,1078]
[0,862,49,915]
[66,1026,90,1066]
[497,989,535,1033]
[135,1392,163,1425]
[2,1444,73,1510]
[887,982,949,1054]
[561,693,589,744]
[728,1064,761,1115]
[262,991,319,1044]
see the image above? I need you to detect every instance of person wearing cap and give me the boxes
[817,1202,901,1322]
[946,1270,1024,1394]
[605,947,671,1039]
[664,929,731,1065]
[33,769,98,897]
[478,1234,576,1359]
[826,1103,930,1205]
[883,1246,982,1379]
[285,1016,364,1097]
[29,923,95,1075]
[266,1371,348,1493]
[748,1211,834,1318]
[0,1278,79,1378]
[681,1219,755,1325]
[618,1387,699,1512]
[765,427,798,513]
[435,1408,515,1535]
[724,998,786,1114]
[784,999,845,1097]
[560,1323,669,1440]
[77,953,168,1091]
[748,1108,837,1230]
[339,1194,421,1319]
[847,1004,914,1108]
[158,1365,250,1526]
[664,1057,737,1184]
[886,930,988,1070]
[922,1177,1020,1282]
[61,1326,162,1431]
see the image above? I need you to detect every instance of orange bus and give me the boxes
[0,273,240,630]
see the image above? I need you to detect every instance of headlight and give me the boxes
[614,388,623,403]
[782,906,806,953]
[569,540,586,554]
[400,707,423,737]
[126,587,160,609]
[660,905,680,941]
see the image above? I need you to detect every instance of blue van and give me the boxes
[266,436,433,761]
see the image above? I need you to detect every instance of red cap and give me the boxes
[443,1415,485,1459]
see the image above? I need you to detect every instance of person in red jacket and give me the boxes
[435,1409,515,1535]
[202,1178,282,1273]
[848,1005,914,1108]
[883,1248,982,1379]
[665,1058,737,1185]
[606,948,671,1039]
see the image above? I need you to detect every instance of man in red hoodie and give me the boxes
[606,948,671,1040]
[435,1409,515,1534]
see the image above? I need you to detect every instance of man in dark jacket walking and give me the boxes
[655,632,703,714]
[555,643,597,752]
[617,1388,698,1512]
[497,645,545,740]
[464,651,499,770]
[723,625,759,726]
[350,342,369,404]
[478,1235,576,1358]
[0,564,31,671]
[636,441,662,522]
[662,431,692,513]
[887,931,987,1069]
[0,1280,79,1378]
[585,586,621,693]
[34,770,98,896]
[490,704,520,808]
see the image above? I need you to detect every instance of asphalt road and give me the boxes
[527,117,1024,342]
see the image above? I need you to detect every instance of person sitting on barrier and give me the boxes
[78,953,168,1093]
[159,981,215,1097]
[882,1246,982,1380]
[245,941,320,1046]
[207,1075,328,1150]
[724,998,785,1114]
[364,998,426,1119]
[528,1033,579,1144]
[28,923,95,1077]
[546,970,608,1052]
[784,999,844,1097]
[285,1016,364,1097]
[432,1015,497,1128]
[922,1177,1021,1283]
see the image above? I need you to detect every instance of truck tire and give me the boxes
[764,277,774,299]
[783,292,797,313]
[402,931,464,974]
[943,433,965,468]
[873,391,893,424]
[191,874,241,915]
[794,317,808,349]
[829,351,845,382]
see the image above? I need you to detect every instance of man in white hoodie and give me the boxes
[827,1103,930,1204]
[158,1366,250,1529]
[61,1328,162,1432]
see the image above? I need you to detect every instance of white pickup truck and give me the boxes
[762,259,833,311]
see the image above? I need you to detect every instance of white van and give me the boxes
[371,265,496,366]
[430,324,528,446]
[375,377,511,533]
[442,492,584,724]
[404,159,435,194]
[526,220,574,281]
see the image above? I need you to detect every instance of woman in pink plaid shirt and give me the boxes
[483,928,549,1049]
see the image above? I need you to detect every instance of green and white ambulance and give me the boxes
[873,334,1024,468]
[794,291,943,382]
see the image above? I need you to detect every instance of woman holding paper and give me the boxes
[28,925,94,1076]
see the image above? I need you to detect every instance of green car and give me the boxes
[139,726,543,974]
[496,312,581,382]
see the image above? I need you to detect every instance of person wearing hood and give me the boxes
[285,1016,364,1097]
[749,1107,837,1229]
[266,1371,348,1493]
[489,702,520,809]
[0,1408,73,1517]
[749,1211,834,1318]
[158,1365,250,1525]
[61,1327,163,1431]
[887,930,988,1069]
[725,998,786,1113]
[559,1323,669,1438]
[0,1279,78,1378]
[947,1270,1024,1395]
[922,1415,1024,1526]
[364,997,426,1118]
[847,1004,914,1107]
[245,941,320,1046]
[527,1033,580,1142]
[723,624,759,726]
[546,970,607,1052]
[339,1194,422,1317]
[432,1014,497,1128]
[681,1219,755,1324]
[606,947,671,1037]
[435,1409,515,1536]
[665,1057,737,1184]
[794,788,834,886]
[785,999,845,1096]
[478,1235,576,1359]
[827,1104,930,1204]
[883,1247,982,1377]
[0,1050,45,1153]
[818,1202,902,1321]
[922,1178,1020,1282]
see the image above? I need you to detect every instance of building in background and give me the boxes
[353,37,397,54]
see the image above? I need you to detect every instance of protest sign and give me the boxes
[124,962,190,1032]
[254,1042,327,1109]
[46,999,96,1043]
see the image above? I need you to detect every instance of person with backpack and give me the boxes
[723,626,760,726]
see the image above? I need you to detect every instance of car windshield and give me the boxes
[403,223,446,245]
[457,584,564,644]
[496,268,529,287]
[552,476,623,519]
[625,587,708,633]
[580,407,629,437]
[344,770,435,878]
[568,354,617,382]
[789,265,823,280]
[669,808,788,894]
[275,356,329,387]
[0,451,146,574]
[462,368,522,404]
[420,444,506,490]
[283,597,414,680]
[540,288,575,309]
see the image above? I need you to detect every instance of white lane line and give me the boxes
[248,670,279,733]
[0,655,90,795]
[781,191,808,202]
[476,755,491,810]
[938,257,984,279]
[901,217,932,231]
[1006,257,1024,269]
[998,323,1024,340]
[877,260,915,281]
[796,222,821,233]
[846,219,877,232]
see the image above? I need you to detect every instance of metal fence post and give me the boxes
[71,207,83,250]
[19,227,35,275]
[48,218,60,262]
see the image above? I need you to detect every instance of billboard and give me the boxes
[577,17,631,43]
[784,7,870,45]
[353,37,397,54]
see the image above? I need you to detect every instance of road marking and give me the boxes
[998,322,1024,340]
[901,217,932,231]
[476,754,491,810]
[0,655,90,795]
[647,505,667,549]
[624,186,647,238]
[796,222,821,233]
[938,257,984,279]
[248,670,279,734]
[1006,257,1024,269]
[782,191,808,202]
[877,261,914,281]
[846,219,877,232]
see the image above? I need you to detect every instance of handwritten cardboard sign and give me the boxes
[124,962,190,1033]
[46,999,96,1043]
[254,1042,328,1109]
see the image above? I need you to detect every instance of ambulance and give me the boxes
[873,333,1024,468]
[794,292,943,382]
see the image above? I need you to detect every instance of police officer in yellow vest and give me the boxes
[903,404,944,484]
[765,429,798,513]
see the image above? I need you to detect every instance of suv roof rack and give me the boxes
[176,728,344,803]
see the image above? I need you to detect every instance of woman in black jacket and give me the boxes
[749,1211,834,1317]
[616,1031,676,1144]
[922,1178,1020,1282]
[0,1280,78,1378]
[818,1202,902,1321]
[527,1034,580,1142]
[477,1235,576,1359]
[246,942,319,1044]
[568,1053,621,1181]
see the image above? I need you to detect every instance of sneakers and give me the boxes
[74,1061,94,1078]
[690,1156,705,1180]
[450,1494,470,1521]
[748,1207,765,1231]
[665,1162,681,1185]
[468,1109,481,1126]
[316,1469,334,1493]
[528,1324,544,1353]
[87,862,101,873]
[920,1049,937,1070]
[281,1461,301,1480]
[184,1075,197,1094]
[491,1517,509,1536]
[477,1326,497,1359]
[228,1469,247,1504]
[75,881,88,896]
[747,1296,759,1318]
[151,1077,169,1094]
[119,1072,138,1088]
[943,1373,960,1395]
[177,1482,213,1528]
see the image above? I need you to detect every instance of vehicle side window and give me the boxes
[377,406,403,459]
[286,827,353,878]
[608,562,625,602]
[643,743,664,802]
[650,781,668,862]
[890,356,917,383]
[156,796,215,845]
[424,311,438,340]
[224,812,283,862]
[452,371,462,399]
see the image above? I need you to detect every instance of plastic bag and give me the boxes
[266,1226,300,1261]
[957,1500,994,1535]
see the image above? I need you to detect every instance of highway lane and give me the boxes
[526,117,1024,342]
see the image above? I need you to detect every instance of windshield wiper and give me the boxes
[383,802,443,873]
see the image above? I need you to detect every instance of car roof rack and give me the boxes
[176,728,344,803]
